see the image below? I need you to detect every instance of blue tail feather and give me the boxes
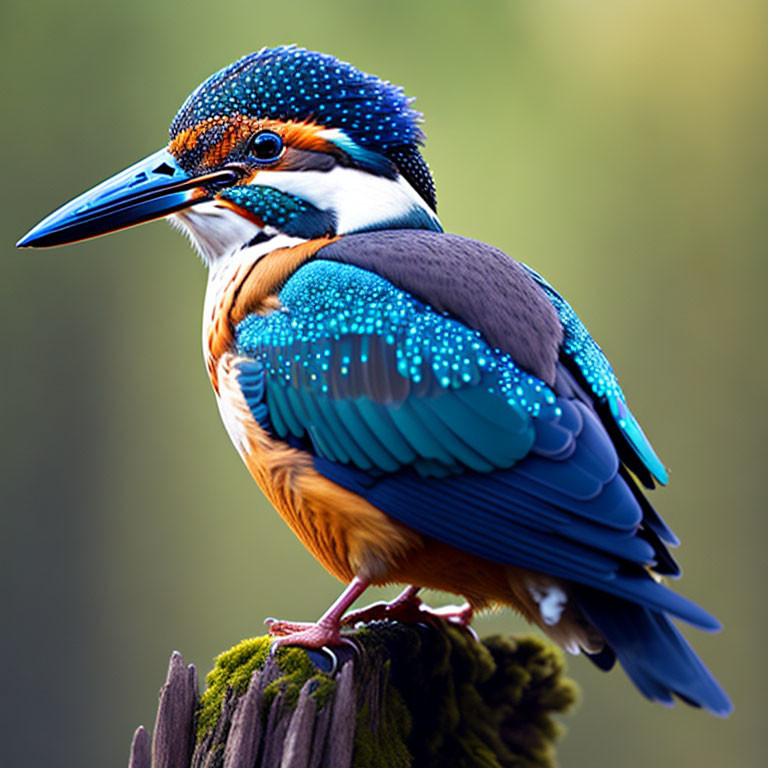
[576,588,733,716]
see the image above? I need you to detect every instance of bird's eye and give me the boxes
[246,131,284,162]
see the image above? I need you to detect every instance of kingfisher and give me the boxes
[18,45,731,716]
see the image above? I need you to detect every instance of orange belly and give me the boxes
[215,352,537,617]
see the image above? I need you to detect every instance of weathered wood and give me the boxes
[153,652,198,768]
[128,726,151,768]
[280,680,317,768]
[223,670,264,768]
[306,685,333,768]
[321,660,356,768]
[129,621,578,768]
[260,691,291,767]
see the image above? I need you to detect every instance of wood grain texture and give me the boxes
[128,622,577,768]
[152,652,198,768]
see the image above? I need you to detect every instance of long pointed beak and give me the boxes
[17,148,240,248]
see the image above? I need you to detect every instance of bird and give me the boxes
[18,45,731,716]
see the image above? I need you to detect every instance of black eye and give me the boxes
[246,131,284,162]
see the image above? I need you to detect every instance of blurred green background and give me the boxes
[2,0,765,765]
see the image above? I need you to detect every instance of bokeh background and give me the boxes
[2,1,766,765]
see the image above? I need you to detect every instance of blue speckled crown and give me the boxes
[170,45,424,149]
[170,46,437,210]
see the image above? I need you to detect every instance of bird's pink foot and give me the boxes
[342,586,476,638]
[265,618,315,637]
[267,618,356,651]
[265,576,370,652]
[341,585,423,625]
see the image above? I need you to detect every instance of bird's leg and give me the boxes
[266,576,370,649]
[341,585,424,625]
[342,585,476,634]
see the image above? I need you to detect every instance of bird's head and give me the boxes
[18,46,441,260]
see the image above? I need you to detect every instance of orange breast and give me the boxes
[205,236,338,392]
[217,349,541,622]
[205,238,542,620]
[216,351,423,584]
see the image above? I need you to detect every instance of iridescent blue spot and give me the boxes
[522,265,624,402]
[235,261,559,421]
[170,46,424,151]
[220,185,335,238]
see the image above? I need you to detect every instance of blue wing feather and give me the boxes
[577,589,732,715]
[234,261,676,568]
[230,254,727,713]
[234,261,681,585]
[233,261,690,612]
[521,264,669,487]
[354,398,417,464]
[237,261,547,475]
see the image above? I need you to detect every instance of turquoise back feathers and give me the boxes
[522,265,668,486]
[236,260,560,476]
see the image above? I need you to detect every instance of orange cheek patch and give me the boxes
[169,115,229,157]
[169,115,336,169]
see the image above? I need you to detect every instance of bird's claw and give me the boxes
[265,618,361,660]
[265,617,316,637]
[342,592,477,639]
[340,600,397,626]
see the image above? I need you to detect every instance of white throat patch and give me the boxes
[170,201,263,265]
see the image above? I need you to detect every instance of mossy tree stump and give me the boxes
[129,621,577,768]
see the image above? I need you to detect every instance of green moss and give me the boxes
[196,637,272,740]
[352,660,412,768]
[475,634,581,768]
[195,636,337,742]
[349,623,578,768]
[262,645,337,710]
[193,623,578,767]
